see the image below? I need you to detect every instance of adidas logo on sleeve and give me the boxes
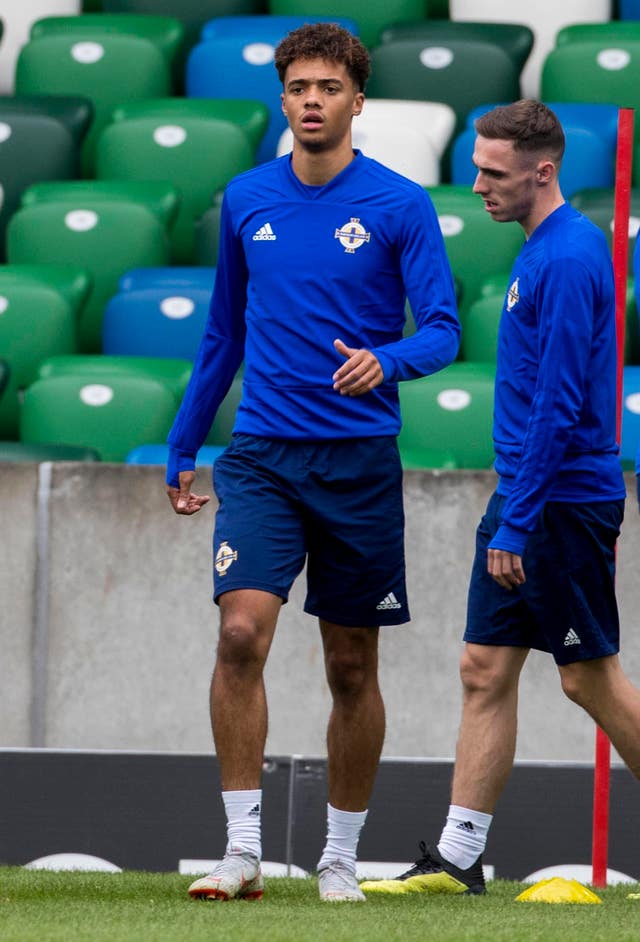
[252,223,276,241]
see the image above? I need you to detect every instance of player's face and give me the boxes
[472,135,541,232]
[281,58,364,153]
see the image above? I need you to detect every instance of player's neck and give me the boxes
[291,141,356,187]
[522,189,565,239]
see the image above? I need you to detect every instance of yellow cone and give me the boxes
[515,877,602,904]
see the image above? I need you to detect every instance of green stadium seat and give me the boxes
[0,0,81,95]
[195,193,224,265]
[379,20,534,77]
[0,441,100,462]
[7,181,178,353]
[20,372,179,462]
[459,295,502,363]
[556,21,640,46]
[0,265,90,438]
[398,362,495,469]
[15,29,173,173]
[96,101,255,263]
[399,446,458,470]
[37,354,193,401]
[102,0,266,92]
[206,375,243,446]
[268,0,426,48]
[30,13,184,65]
[0,95,92,260]
[427,185,524,320]
[541,41,640,143]
[570,187,640,273]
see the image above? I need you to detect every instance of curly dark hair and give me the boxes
[475,99,565,166]
[274,22,370,92]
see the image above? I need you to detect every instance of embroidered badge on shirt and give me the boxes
[334,217,371,254]
[507,276,520,311]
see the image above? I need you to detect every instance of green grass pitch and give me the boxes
[2,869,640,942]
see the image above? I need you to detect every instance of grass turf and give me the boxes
[2,870,640,942]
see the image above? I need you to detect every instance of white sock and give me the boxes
[222,789,262,860]
[317,804,368,874]
[437,804,492,870]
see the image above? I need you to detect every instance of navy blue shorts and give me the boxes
[211,434,409,627]
[465,492,624,665]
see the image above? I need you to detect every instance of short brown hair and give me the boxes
[274,22,370,92]
[475,99,565,166]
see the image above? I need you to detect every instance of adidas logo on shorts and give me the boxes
[564,628,581,646]
[376,592,402,610]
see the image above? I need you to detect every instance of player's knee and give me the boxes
[217,615,266,670]
[325,648,374,699]
[459,646,513,701]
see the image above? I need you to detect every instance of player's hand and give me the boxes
[332,338,383,396]
[166,470,211,515]
[487,549,526,590]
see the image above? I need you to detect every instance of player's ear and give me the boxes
[281,92,287,116]
[535,159,555,185]
[352,91,364,117]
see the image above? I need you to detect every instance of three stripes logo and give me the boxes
[564,628,581,647]
[456,821,476,833]
[377,592,402,611]
[248,804,261,817]
[252,222,276,241]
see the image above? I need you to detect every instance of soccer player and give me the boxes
[361,99,640,897]
[165,22,460,902]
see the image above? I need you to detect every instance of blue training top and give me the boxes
[166,151,460,485]
[491,202,626,557]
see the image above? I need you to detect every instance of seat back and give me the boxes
[0,264,90,437]
[102,287,211,360]
[398,363,495,468]
[268,0,426,48]
[15,31,172,173]
[20,372,179,461]
[96,105,254,262]
[7,183,176,351]
[0,0,81,94]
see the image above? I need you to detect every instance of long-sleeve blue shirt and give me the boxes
[166,151,460,484]
[491,202,625,556]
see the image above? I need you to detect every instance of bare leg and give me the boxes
[320,621,385,811]
[559,654,640,779]
[451,643,529,813]
[211,589,281,790]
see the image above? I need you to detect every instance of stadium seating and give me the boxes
[102,0,266,91]
[102,287,210,360]
[557,21,640,45]
[194,194,225,266]
[185,31,289,162]
[30,12,184,64]
[205,375,243,446]
[15,25,173,173]
[37,354,193,400]
[367,38,520,175]
[398,362,495,469]
[277,99,454,186]
[450,0,611,98]
[427,185,524,319]
[378,20,534,78]
[619,0,640,18]
[541,40,640,140]
[459,294,502,363]
[0,265,90,438]
[201,14,358,41]
[20,371,180,462]
[0,357,9,401]
[96,101,255,262]
[0,0,81,94]
[0,95,92,260]
[7,180,178,352]
[570,188,640,275]
[267,0,426,48]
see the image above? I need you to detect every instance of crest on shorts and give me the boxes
[334,217,371,254]
[507,277,520,311]
[215,541,238,576]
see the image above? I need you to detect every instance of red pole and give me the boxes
[591,106,634,889]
